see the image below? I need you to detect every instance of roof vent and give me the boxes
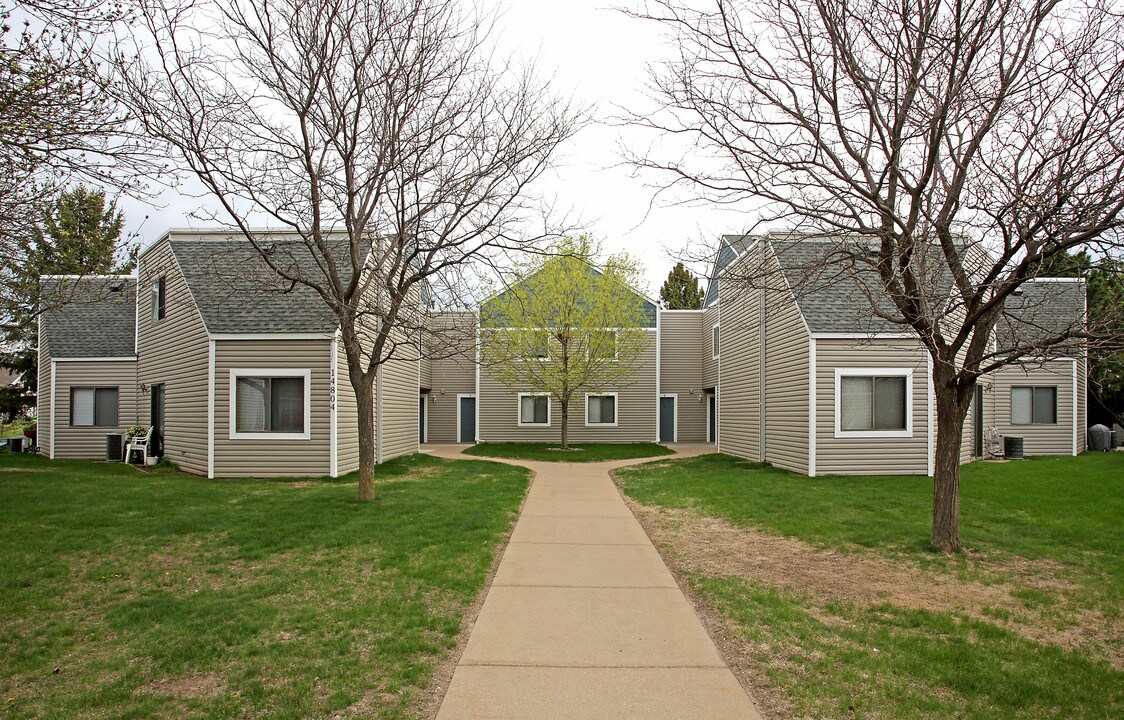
[865,246,879,257]
[108,280,125,292]
[261,242,276,254]
[1012,288,1024,296]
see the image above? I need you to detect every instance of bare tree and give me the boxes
[113,0,580,500]
[1,0,147,331]
[627,0,1124,551]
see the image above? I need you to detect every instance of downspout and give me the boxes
[330,330,339,476]
[655,306,661,442]
[758,240,767,462]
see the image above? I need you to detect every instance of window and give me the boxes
[586,393,617,426]
[1011,386,1057,425]
[589,330,618,361]
[712,324,720,358]
[834,369,912,437]
[152,276,166,321]
[230,370,310,439]
[523,330,549,360]
[518,393,550,426]
[70,387,119,427]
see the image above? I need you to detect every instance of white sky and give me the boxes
[118,0,757,295]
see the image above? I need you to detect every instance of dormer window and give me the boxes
[152,276,166,321]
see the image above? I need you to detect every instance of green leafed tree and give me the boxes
[480,237,654,449]
[659,261,704,309]
[1040,250,1124,425]
[1,185,129,407]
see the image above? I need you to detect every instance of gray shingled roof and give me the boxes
[40,276,137,358]
[170,238,359,334]
[710,235,1085,339]
[996,279,1086,349]
[709,235,953,333]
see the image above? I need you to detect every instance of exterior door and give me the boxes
[707,395,717,444]
[150,383,165,456]
[458,396,476,443]
[419,395,427,444]
[659,396,676,442]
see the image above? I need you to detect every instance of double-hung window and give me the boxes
[518,393,550,426]
[835,369,912,437]
[70,387,119,427]
[586,393,617,426]
[589,330,618,361]
[1011,386,1057,425]
[712,324,720,358]
[231,370,310,439]
[524,330,549,361]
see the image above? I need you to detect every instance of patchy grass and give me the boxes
[463,442,674,463]
[0,452,530,719]
[616,453,1124,719]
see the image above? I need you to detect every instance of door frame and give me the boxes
[706,393,717,444]
[659,393,678,443]
[456,393,476,443]
[418,393,428,444]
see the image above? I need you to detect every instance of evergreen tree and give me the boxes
[0,185,128,411]
[659,262,705,309]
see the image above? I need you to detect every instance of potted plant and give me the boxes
[125,425,147,439]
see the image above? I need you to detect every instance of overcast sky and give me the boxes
[118,0,757,294]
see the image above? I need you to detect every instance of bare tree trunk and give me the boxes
[560,400,569,450]
[932,385,971,553]
[353,374,376,502]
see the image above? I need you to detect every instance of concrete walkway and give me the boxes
[424,444,762,720]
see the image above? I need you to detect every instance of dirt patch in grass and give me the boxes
[143,673,223,698]
[627,502,1121,671]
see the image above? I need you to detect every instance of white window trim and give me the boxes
[712,323,720,359]
[228,368,312,440]
[584,391,619,427]
[586,329,620,362]
[518,329,551,362]
[833,367,914,439]
[517,392,551,427]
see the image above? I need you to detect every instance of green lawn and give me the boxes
[616,453,1124,719]
[462,442,674,463]
[0,453,530,719]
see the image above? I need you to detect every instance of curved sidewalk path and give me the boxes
[423,444,763,720]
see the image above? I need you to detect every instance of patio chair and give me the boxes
[125,427,155,465]
[983,426,1003,459]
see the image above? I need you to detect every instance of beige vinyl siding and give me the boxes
[37,343,51,455]
[51,360,140,459]
[335,338,359,475]
[378,350,419,461]
[702,304,720,389]
[426,312,477,443]
[213,339,332,477]
[763,278,810,474]
[815,339,930,475]
[989,360,1077,456]
[478,330,658,443]
[138,239,211,474]
[717,270,761,460]
[658,311,706,442]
